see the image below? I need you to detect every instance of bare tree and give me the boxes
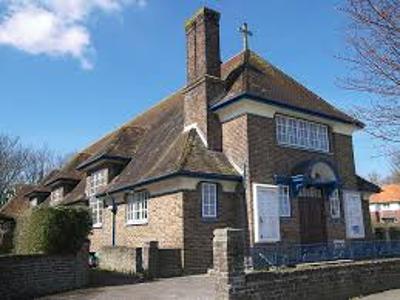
[0,135,29,204]
[367,171,383,185]
[0,134,68,206]
[389,151,400,182]
[19,146,67,185]
[339,0,400,143]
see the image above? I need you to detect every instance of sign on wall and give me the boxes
[253,184,280,243]
[344,191,365,239]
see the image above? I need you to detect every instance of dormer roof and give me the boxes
[76,126,143,171]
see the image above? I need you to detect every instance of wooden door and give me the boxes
[298,188,327,244]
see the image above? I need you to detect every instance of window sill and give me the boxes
[280,214,291,218]
[126,220,148,226]
[201,216,218,223]
[277,142,333,155]
[92,223,103,229]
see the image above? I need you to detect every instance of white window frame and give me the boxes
[86,168,108,197]
[278,185,291,217]
[344,191,365,239]
[126,191,149,225]
[50,187,63,205]
[329,189,341,219]
[202,183,217,218]
[89,196,103,228]
[276,115,329,152]
[253,183,280,243]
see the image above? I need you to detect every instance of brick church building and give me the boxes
[17,7,380,274]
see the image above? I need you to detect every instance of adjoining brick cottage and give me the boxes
[7,7,380,274]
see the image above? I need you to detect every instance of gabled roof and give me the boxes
[215,50,362,127]
[370,184,400,204]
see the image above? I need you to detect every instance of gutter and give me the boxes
[98,171,242,197]
[210,92,364,128]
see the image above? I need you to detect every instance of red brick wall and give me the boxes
[221,113,363,245]
[182,184,240,274]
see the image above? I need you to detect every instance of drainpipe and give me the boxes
[107,193,118,247]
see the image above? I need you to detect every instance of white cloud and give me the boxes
[0,0,146,69]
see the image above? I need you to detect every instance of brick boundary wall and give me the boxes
[98,242,182,278]
[213,228,400,300]
[0,245,89,300]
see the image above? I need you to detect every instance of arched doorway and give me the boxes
[294,161,340,244]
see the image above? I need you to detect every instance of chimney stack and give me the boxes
[185,7,221,83]
[183,7,224,151]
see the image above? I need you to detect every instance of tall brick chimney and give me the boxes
[185,7,221,83]
[183,7,223,150]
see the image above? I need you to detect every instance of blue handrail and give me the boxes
[250,240,400,269]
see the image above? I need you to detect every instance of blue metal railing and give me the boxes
[250,240,400,269]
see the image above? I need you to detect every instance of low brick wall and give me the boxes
[213,228,400,300]
[98,243,183,278]
[0,247,88,300]
[242,259,400,300]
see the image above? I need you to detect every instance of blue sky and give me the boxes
[0,0,390,177]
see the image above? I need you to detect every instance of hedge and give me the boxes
[14,206,91,255]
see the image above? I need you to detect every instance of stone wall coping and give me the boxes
[246,258,400,278]
[0,253,76,261]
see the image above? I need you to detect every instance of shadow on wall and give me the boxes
[0,216,15,254]
[89,269,146,288]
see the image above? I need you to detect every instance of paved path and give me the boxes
[359,289,400,299]
[40,275,215,300]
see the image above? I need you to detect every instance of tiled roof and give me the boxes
[217,50,362,126]
[370,184,400,204]
[29,49,365,204]
[0,185,35,219]
[44,153,90,187]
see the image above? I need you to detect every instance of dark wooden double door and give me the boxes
[298,189,327,244]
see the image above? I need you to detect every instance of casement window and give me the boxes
[202,183,217,218]
[344,191,365,238]
[276,115,329,152]
[86,169,108,227]
[86,168,108,197]
[50,187,63,204]
[329,189,341,219]
[278,185,291,217]
[89,196,103,227]
[126,191,149,225]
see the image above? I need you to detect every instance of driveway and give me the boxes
[359,289,400,300]
[40,275,215,300]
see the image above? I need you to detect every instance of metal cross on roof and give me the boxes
[238,22,253,51]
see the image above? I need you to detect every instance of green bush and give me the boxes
[14,206,91,255]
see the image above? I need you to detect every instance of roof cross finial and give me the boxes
[238,22,253,51]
